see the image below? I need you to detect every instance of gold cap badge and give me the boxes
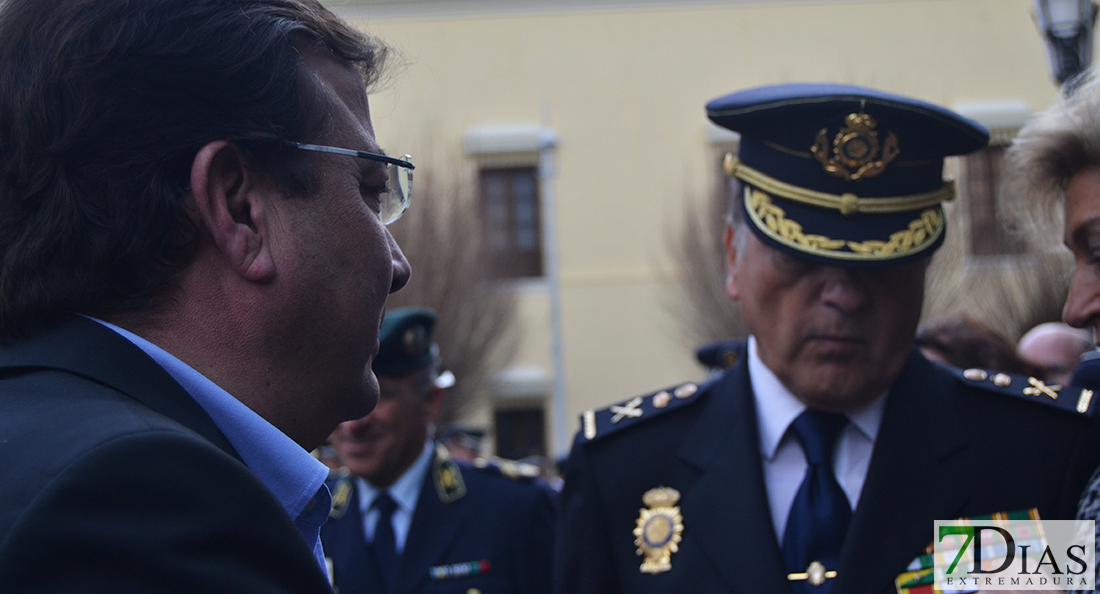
[812,112,899,181]
[634,487,684,574]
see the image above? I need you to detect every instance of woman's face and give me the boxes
[1062,166,1100,338]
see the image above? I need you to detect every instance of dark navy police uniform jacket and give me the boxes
[553,350,1100,594]
[322,447,558,594]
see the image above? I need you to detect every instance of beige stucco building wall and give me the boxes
[325,0,1071,456]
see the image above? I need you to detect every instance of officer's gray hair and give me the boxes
[725,176,750,261]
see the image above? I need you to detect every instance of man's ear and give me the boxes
[724,221,741,301]
[189,141,277,282]
[424,385,447,426]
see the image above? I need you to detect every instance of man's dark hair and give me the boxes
[0,0,390,338]
[915,316,1033,375]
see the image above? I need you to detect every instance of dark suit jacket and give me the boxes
[322,450,558,594]
[553,350,1100,594]
[0,316,333,594]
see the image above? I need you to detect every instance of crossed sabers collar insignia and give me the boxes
[610,397,644,423]
[1023,377,1061,400]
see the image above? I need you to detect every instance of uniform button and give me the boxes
[963,368,987,381]
[674,383,698,398]
[652,391,671,408]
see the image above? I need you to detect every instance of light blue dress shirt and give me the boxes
[356,440,433,553]
[91,318,332,576]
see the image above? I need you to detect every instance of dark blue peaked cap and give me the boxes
[372,307,437,377]
[707,83,989,266]
[695,339,746,371]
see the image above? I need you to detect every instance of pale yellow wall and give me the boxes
[331,0,1074,454]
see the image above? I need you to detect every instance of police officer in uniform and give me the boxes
[324,308,558,594]
[553,84,1100,594]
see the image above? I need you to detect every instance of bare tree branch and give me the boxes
[385,165,519,427]
[664,168,747,352]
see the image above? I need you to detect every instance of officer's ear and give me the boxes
[424,385,446,426]
[724,221,742,301]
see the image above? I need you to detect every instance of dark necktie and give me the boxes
[782,410,851,593]
[372,492,399,593]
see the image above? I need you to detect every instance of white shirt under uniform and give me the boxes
[747,336,887,545]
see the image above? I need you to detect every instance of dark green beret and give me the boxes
[373,307,437,377]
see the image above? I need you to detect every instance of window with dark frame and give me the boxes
[480,167,543,278]
[963,144,1026,257]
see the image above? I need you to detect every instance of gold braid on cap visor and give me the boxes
[723,154,954,216]
[725,156,947,261]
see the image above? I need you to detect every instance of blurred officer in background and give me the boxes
[326,307,558,594]
[693,339,747,378]
[554,84,1100,594]
[440,426,488,462]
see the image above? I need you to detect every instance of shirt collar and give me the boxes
[89,317,330,521]
[748,335,886,460]
[358,440,434,514]
[847,390,885,446]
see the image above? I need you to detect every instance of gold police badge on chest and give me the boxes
[633,487,684,574]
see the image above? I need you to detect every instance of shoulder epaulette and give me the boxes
[472,456,542,481]
[954,367,1098,418]
[328,472,354,519]
[579,379,712,442]
[432,443,467,504]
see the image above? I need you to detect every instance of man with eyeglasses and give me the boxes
[0,0,411,592]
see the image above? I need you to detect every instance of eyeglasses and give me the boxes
[285,141,414,225]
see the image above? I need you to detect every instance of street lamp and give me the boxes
[1034,0,1099,91]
